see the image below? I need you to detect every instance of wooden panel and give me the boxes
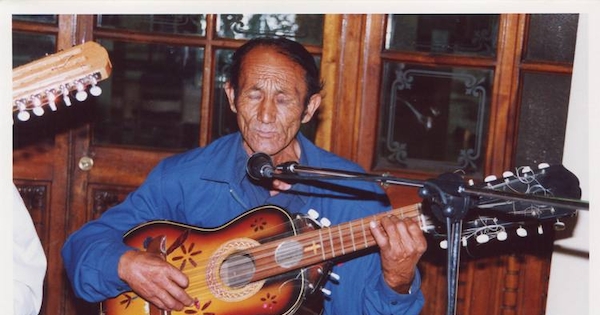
[89,184,136,219]
[486,14,523,174]
[328,14,366,161]
[84,146,171,186]
[355,14,386,171]
[315,14,342,151]
[419,234,553,315]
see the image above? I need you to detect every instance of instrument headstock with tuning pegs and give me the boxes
[12,41,112,122]
[428,163,585,248]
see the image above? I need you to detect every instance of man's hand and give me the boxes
[118,250,194,311]
[369,215,427,294]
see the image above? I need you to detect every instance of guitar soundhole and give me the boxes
[220,252,256,288]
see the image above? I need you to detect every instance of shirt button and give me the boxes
[391,300,398,305]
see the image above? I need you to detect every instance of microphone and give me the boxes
[246,152,275,180]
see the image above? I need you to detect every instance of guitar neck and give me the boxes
[248,204,424,282]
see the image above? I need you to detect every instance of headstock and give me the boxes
[426,163,583,248]
[474,163,581,220]
[13,41,112,122]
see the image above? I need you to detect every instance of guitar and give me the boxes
[101,164,583,315]
[13,41,112,122]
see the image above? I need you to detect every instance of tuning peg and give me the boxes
[61,86,72,106]
[320,217,331,227]
[554,220,566,231]
[439,240,448,249]
[307,209,320,220]
[318,268,340,282]
[16,101,30,121]
[75,81,88,102]
[328,272,340,282]
[462,236,468,247]
[476,234,490,244]
[538,163,550,170]
[90,85,102,96]
[320,287,332,296]
[522,166,532,174]
[46,91,57,111]
[89,76,102,96]
[484,175,497,185]
[497,230,508,241]
[32,96,44,116]
[537,225,544,235]
[502,171,514,177]
[516,226,528,237]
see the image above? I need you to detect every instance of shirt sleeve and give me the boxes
[363,269,425,314]
[13,184,47,315]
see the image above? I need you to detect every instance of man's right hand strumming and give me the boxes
[117,250,194,311]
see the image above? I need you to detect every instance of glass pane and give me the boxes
[93,39,203,150]
[212,49,319,142]
[97,15,207,36]
[514,72,572,167]
[524,14,578,63]
[216,14,324,46]
[13,32,57,148]
[13,15,57,24]
[385,14,499,57]
[212,49,237,139]
[12,31,56,67]
[375,62,493,174]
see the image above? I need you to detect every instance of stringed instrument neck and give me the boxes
[244,204,426,283]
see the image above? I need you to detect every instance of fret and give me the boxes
[349,221,356,252]
[318,229,326,261]
[327,227,335,257]
[338,225,345,255]
[360,218,368,248]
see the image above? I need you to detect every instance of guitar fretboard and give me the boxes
[248,204,424,282]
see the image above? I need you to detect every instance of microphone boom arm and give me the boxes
[276,161,588,211]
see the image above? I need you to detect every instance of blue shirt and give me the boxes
[62,132,424,315]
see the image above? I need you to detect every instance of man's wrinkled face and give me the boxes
[225,46,320,156]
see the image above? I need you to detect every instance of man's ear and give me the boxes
[301,93,322,123]
[224,82,237,113]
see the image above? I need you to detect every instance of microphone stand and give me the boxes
[269,161,588,315]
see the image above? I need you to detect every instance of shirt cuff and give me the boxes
[375,269,422,304]
[100,244,138,293]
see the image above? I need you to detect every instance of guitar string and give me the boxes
[165,205,423,298]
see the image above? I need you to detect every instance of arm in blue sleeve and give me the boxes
[61,164,171,302]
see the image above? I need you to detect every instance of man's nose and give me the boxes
[257,98,276,123]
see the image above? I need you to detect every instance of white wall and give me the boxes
[546,13,596,315]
